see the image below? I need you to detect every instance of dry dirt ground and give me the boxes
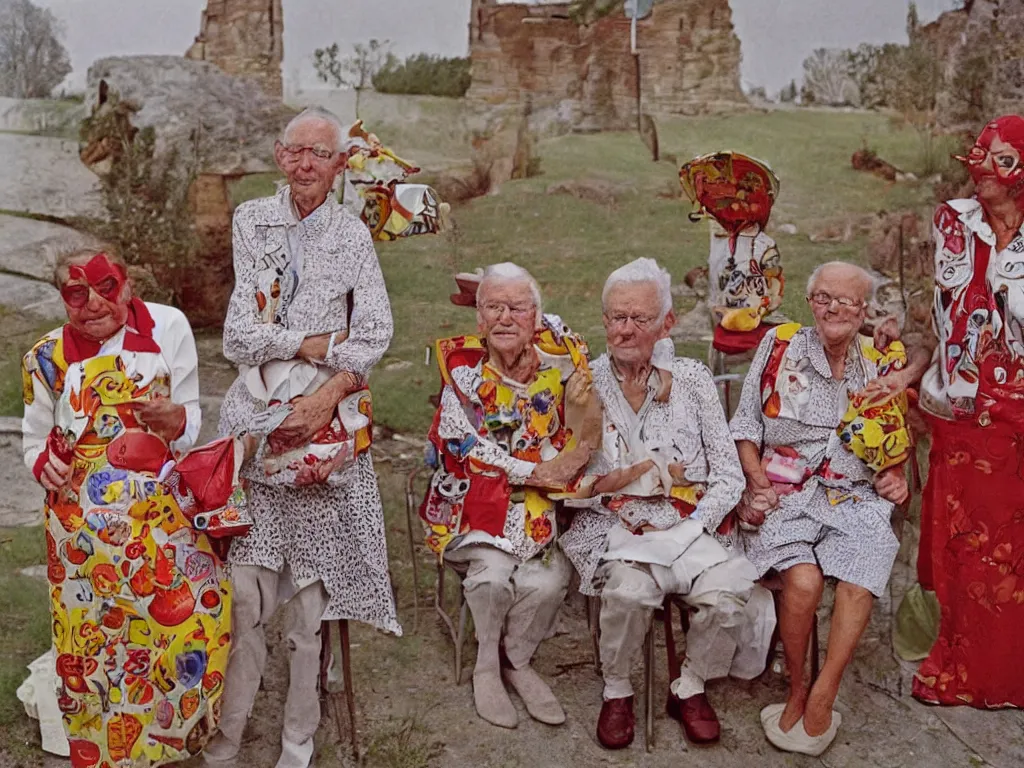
[3,335,1024,768]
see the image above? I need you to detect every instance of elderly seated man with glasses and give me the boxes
[559,258,775,751]
[421,263,598,729]
[729,261,909,758]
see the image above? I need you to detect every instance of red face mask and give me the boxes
[60,254,127,308]
[961,115,1024,194]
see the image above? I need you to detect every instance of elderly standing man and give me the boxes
[205,106,399,768]
[560,258,775,750]
[421,263,596,729]
[730,261,909,757]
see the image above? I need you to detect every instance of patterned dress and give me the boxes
[420,327,585,562]
[559,353,746,594]
[729,325,900,597]
[914,198,1024,708]
[21,303,232,768]
[218,187,400,634]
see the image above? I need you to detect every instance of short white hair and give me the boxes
[476,262,543,320]
[602,257,673,318]
[806,261,875,303]
[282,107,347,153]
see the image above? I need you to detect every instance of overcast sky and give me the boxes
[38,0,958,96]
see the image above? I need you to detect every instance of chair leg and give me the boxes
[455,592,468,686]
[318,620,331,695]
[809,615,820,684]
[643,626,655,753]
[587,595,602,675]
[404,469,422,634]
[339,619,358,760]
[661,603,678,685]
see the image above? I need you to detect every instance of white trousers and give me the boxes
[597,539,775,700]
[213,565,329,768]
[444,544,571,672]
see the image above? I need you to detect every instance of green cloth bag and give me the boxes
[893,583,940,661]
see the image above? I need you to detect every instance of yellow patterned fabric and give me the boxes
[23,332,232,768]
[836,338,912,473]
[342,120,448,241]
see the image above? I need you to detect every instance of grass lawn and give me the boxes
[0,527,51,766]
[366,109,950,435]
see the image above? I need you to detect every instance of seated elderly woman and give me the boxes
[421,263,597,729]
[729,261,909,757]
[21,238,249,767]
[560,258,775,750]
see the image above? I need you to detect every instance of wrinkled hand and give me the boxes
[736,480,779,529]
[129,397,187,444]
[859,369,911,402]
[293,448,351,486]
[564,369,592,406]
[268,390,336,455]
[591,459,656,495]
[39,452,71,493]
[529,446,593,490]
[875,466,909,505]
[668,461,688,484]
[873,315,901,351]
[298,330,348,363]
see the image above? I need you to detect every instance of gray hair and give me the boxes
[47,234,123,288]
[476,262,543,321]
[806,261,875,303]
[282,106,348,153]
[602,257,673,318]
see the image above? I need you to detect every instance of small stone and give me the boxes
[384,360,414,371]
[777,223,798,235]
[19,564,48,581]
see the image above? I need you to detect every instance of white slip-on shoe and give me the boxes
[763,708,842,757]
[759,702,786,727]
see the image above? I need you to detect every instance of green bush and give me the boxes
[372,53,471,98]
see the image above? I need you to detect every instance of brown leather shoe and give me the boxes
[667,692,721,744]
[597,695,635,750]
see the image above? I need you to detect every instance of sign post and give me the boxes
[623,0,654,131]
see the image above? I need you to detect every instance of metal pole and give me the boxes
[632,17,641,132]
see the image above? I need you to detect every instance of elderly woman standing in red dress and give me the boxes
[879,115,1024,708]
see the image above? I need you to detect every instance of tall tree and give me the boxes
[312,38,391,119]
[0,0,72,98]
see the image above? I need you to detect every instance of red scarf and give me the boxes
[62,298,161,363]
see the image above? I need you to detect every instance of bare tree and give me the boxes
[801,48,858,106]
[312,38,390,118]
[0,0,72,98]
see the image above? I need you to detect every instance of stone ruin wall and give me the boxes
[467,0,747,131]
[185,0,284,99]
[925,0,1024,133]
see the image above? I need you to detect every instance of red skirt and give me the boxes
[913,416,1024,708]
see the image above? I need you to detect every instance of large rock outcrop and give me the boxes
[467,0,747,132]
[928,0,1024,133]
[79,56,294,327]
[185,0,284,99]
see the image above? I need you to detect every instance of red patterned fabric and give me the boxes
[913,414,1024,708]
[712,322,776,356]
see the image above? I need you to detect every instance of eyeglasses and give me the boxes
[966,145,1021,175]
[807,292,863,309]
[480,302,535,320]
[606,313,658,330]
[278,143,336,164]
[61,277,120,308]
